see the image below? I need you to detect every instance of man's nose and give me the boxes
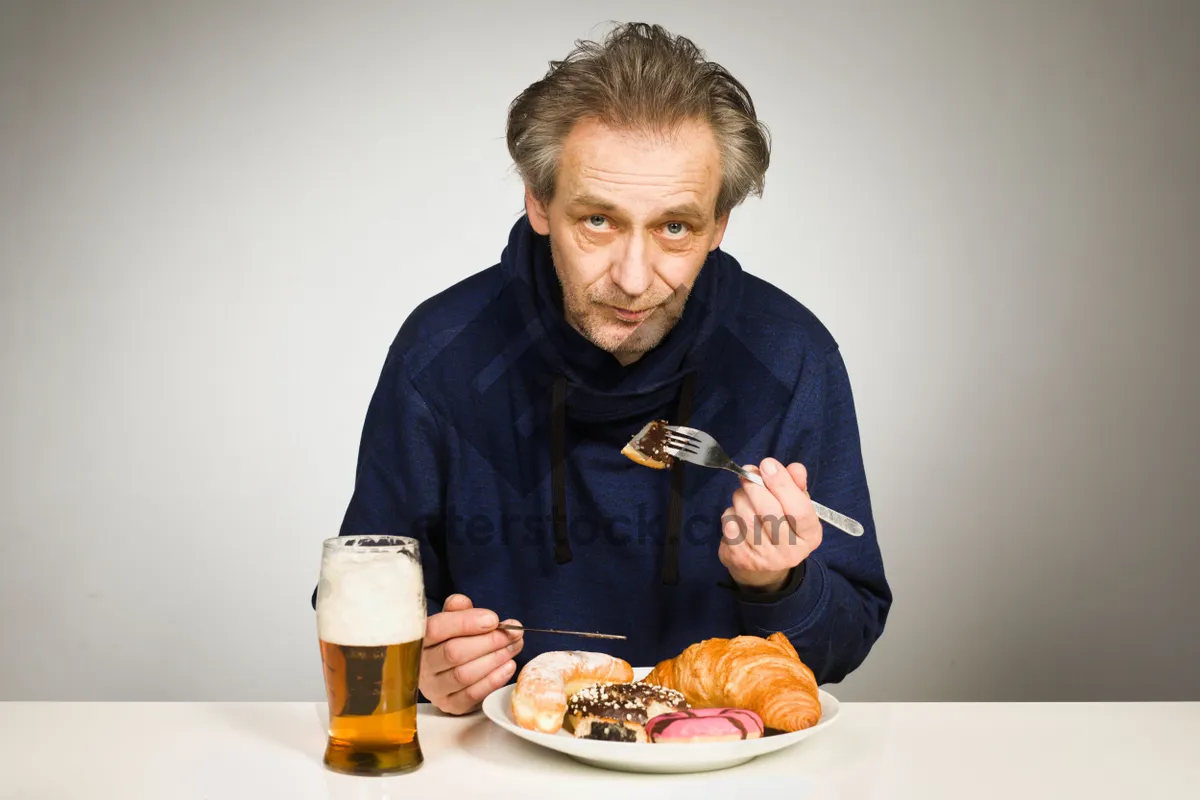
[609,235,654,298]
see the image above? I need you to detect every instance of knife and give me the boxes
[497,623,626,641]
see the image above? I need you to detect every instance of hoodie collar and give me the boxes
[503,214,740,423]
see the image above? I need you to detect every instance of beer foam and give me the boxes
[316,549,426,646]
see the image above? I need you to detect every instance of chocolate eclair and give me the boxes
[621,420,674,469]
[565,682,689,743]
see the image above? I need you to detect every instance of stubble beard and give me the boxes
[548,235,691,360]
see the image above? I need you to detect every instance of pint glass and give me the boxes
[315,535,426,775]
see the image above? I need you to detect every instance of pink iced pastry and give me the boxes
[646,707,765,743]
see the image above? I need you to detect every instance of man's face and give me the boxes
[526,117,729,365]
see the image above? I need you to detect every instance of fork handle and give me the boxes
[731,464,766,487]
[810,501,865,537]
[730,466,865,537]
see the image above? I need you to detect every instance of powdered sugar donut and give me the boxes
[646,707,765,743]
[510,651,634,734]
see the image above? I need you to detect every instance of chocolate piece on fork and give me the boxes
[621,420,675,469]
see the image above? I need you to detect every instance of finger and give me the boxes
[731,490,754,539]
[732,489,775,548]
[427,625,518,675]
[720,506,745,545]
[441,593,474,613]
[730,495,775,575]
[786,462,809,493]
[424,605,499,648]
[431,615,522,675]
[720,507,748,566]
[719,524,757,562]
[443,630,525,690]
[496,616,524,654]
[444,658,520,714]
[740,464,785,523]
[719,526,764,574]
[760,458,813,529]
[720,505,750,567]
[779,463,822,549]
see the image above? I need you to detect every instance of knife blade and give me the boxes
[496,624,626,641]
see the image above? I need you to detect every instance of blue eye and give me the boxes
[587,215,608,228]
[665,222,687,236]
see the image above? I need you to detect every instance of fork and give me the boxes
[664,425,865,537]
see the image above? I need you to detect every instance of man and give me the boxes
[330,22,891,715]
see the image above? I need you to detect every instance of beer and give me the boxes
[316,535,426,776]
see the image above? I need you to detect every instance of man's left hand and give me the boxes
[719,458,823,593]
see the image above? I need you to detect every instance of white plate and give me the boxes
[481,667,840,774]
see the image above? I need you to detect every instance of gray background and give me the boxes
[2,0,1197,703]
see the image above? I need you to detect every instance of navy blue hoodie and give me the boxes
[329,215,891,686]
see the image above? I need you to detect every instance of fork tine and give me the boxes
[664,424,701,437]
[664,428,699,445]
[665,433,700,452]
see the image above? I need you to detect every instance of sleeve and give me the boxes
[732,346,893,685]
[311,340,452,611]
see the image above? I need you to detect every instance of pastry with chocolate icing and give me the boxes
[646,707,765,743]
[564,681,689,743]
[621,420,674,469]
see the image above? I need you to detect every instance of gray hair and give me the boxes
[506,22,771,220]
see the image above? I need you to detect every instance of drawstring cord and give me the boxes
[549,373,696,582]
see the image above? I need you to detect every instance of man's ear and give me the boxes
[525,187,551,235]
[710,211,731,251]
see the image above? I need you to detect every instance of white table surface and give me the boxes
[1,699,1197,799]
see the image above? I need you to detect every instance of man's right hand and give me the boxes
[419,593,524,715]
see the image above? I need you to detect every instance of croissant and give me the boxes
[641,632,821,732]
